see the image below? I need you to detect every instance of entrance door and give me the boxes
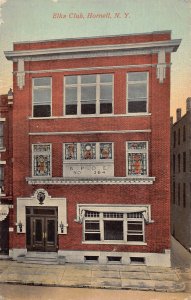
[26,207,58,252]
[33,217,57,251]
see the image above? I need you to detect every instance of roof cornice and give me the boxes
[4,39,181,62]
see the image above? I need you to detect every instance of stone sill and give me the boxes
[26,176,155,185]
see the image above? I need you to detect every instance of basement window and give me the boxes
[84,256,99,263]
[130,257,145,264]
[107,256,122,263]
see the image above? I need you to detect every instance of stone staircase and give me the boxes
[17,252,65,265]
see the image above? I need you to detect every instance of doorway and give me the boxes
[26,207,58,252]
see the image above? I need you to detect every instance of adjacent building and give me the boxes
[5,31,180,266]
[171,98,191,251]
[0,91,13,254]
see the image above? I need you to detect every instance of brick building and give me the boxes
[0,91,13,254]
[171,98,191,251]
[5,31,180,266]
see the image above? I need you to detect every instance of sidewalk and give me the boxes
[0,259,185,292]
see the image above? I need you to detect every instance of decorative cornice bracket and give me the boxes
[157,50,166,83]
[17,59,25,89]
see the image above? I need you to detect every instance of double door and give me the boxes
[26,207,58,252]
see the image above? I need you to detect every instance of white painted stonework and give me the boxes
[57,249,171,267]
[16,189,68,234]
[63,163,114,178]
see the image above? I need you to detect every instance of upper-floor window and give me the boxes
[183,183,186,208]
[173,131,176,148]
[173,154,176,174]
[178,183,180,206]
[183,152,186,172]
[0,123,3,149]
[127,72,148,113]
[178,128,180,145]
[126,142,148,176]
[63,142,114,177]
[183,125,186,142]
[64,74,113,116]
[178,154,181,173]
[32,77,51,117]
[0,166,4,191]
[32,144,52,177]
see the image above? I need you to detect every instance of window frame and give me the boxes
[83,211,145,244]
[0,123,3,149]
[126,72,149,114]
[63,74,114,116]
[63,142,114,163]
[32,77,52,118]
[0,165,4,190]
[32,143,52,178]
[126,141,149,177]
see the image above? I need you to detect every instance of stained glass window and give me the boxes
[100,143,112,159]
[33,144,51,177]
[81,143,96,160]
[127,142,148,176]
[65,143,77,160]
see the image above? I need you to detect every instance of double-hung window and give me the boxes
[32,144,52,177]
[0,123,3,149]
[83,211,144,243]
[126,142,148,176]
[63,142,114,177]
[127,72,148,113]
[0,165,4,191]
[32,77,51,117]
[64,74,113,116]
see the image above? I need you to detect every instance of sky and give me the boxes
[0,0,191,120]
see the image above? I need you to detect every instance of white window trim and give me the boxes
[63,74,114,117]
[32,77,52,117]
[126,72,149,114]
[32,143,52,178]
[63,142,114,163]
[126,141,149,177]
[77,204,150,245]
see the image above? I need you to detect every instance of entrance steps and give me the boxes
[17,252,65,265]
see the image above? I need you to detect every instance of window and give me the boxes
[178,183,180,206]
[178,128,180,145]
[64,74,113,116]
[183,125,186,142]
[173,154,176,174]
[83,211,144,243]
[32,144,51,177]
[178,154,181,173]
[183,152,186,172]
[126,142,148,176]
[0,166,4,191]
[63,142,114,177]
[32,77,51,117]
[127,72,148,113]
[173,131,176,148]
[0,123,3,148]
[173,181,176,204]
[183,183,186,208]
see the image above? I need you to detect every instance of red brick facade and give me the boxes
[5,31,181,265]
[0,93,13,253]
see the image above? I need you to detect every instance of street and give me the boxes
[0,284,190,300]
